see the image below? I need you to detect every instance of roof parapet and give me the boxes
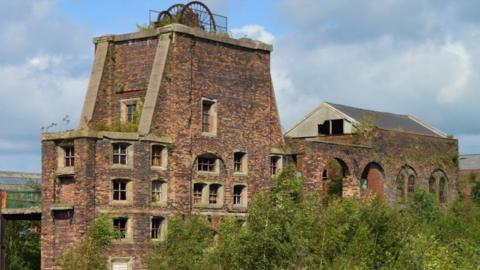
[93,23,273,52]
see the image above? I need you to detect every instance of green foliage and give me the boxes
[59,215,117,270]
[5,220,40,270]
[136,23,155,32]
[146,216,214,270]
[352,113,378,145]
[407,189,439,221]
[146,166,480,269]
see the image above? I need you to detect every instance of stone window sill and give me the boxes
[201,132,217,137]
[233,172,248,177]
[151,166,167,171]
[196,171,220,176]
[193,204,223,209]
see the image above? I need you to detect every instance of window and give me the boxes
[198,155,216,172]
[396,166,416,202]
[233,185,246,206]
[152,180,166,204]
[126,104,137,123]
[193,183,223,206]
[120,98,141,124]
[234,152,247,173]
[151,217,165,240]
[209,184,219,204]
[113,144,128,165]
[429,170,448,203]
[270,156,282,176]
[439,177,447,203]
[113,180,128,201]
[193,183,206,205]
[318,119,344,135]
[201,99,217,134]
[429,176,436,194]
[63,146,74,167]
[151,145,167,168]
[407,175,415,194]
[113,218,128,239]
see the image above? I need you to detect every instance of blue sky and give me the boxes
[1,0,480,172]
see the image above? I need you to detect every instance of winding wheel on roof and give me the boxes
[155,1,217,32]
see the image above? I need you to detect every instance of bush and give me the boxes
[60,215,117,270]
[146,166,480,269]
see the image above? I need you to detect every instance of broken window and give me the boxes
[113,218,128,239]
[396,166,417,202]
[151,145,166,167]
[63,146,74,167]
[429,176,436,195]
[407,175,415,194]
[151,217,165,240]
[439,177,447,203]
[234,152,247,173]
[429,170,448,203]
[270,156,282,176]
[193,183,206,205]
[318,119,344,135]
[209,184,220,204]
[202,99,217,134]
[113,144,128,165]
[151,180,166,203]
[197,155,216,172]
[126,103,137,123]
[113,180,128,201]
[233,185,246,206]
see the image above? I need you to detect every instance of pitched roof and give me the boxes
[0,171,41,191]
[325,102,446,137]
[459,154,480,171]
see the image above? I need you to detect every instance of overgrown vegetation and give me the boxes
[147,165,480,270]
[59,215,117,270]
[5,220,40,270]
[352,112,379,145]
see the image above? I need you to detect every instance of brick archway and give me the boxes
[322,158,350,197]
[361,162,385,199]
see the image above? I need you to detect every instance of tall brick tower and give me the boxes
[41,6,284,269]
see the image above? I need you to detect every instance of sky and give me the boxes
[1,0,480,172]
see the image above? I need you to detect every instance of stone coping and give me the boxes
[42,130,172,144]
[93,23,272,52]
[1,207,41,215]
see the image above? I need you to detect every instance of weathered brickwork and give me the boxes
[41,25,458,270]
[288,128,458,204]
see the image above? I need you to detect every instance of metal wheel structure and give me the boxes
[180,1,216,32]
[153,1,221,33]
[167,3,185,18]
[155,11,172,27]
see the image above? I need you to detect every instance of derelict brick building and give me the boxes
[40,4,458,270]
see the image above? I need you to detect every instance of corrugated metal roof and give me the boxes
[459,154,480,170]
[326,102,443,137]
[0,171,40,191]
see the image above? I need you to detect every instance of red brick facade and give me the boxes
[41,25,458,270]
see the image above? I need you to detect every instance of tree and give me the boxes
[60,214,117,270]
[5,220,40,270]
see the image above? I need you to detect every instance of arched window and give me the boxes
[429,170,448,203]
[396,166,417,202]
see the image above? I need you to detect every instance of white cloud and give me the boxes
[0,0,91,171]
[231,24,275,44]
[271,0,480,154]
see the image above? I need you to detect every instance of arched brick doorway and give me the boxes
[322,158,349,198]
[361,162,385,199]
